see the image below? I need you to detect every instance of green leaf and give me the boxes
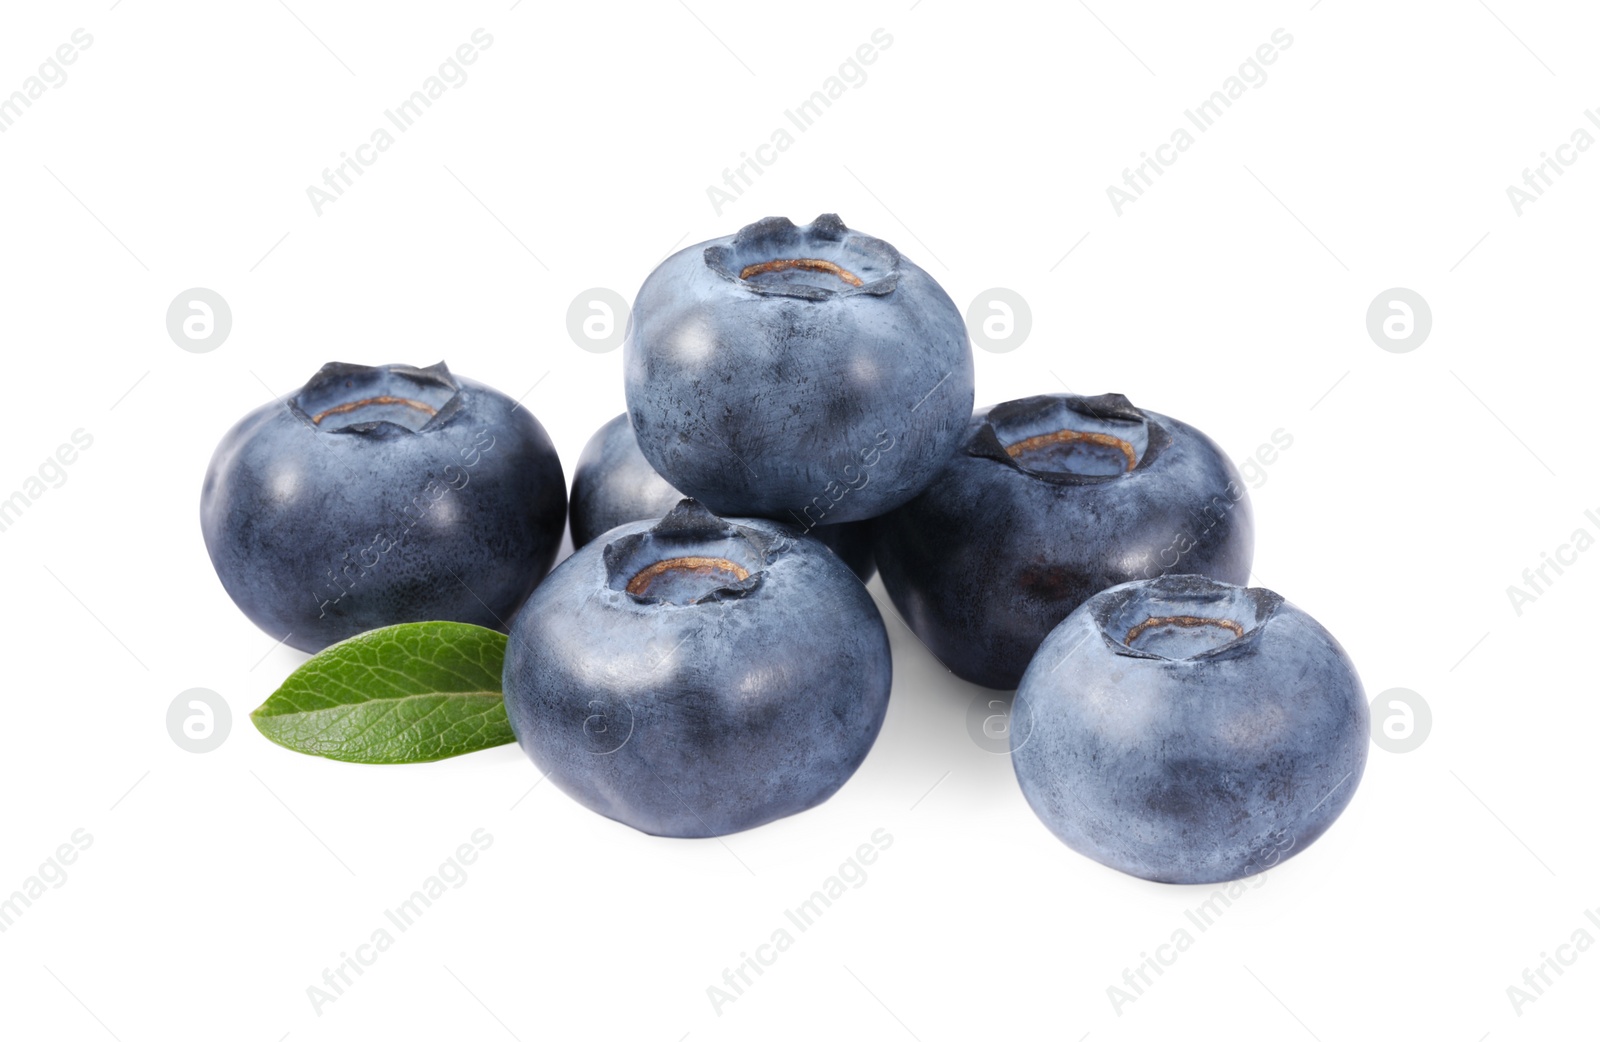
[251,621,514,764]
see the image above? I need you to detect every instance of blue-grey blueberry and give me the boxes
[624,214,973,525]
[503,499,891,837]
[200,361,566,652]
[571,412,875,580]
[1011,574,1367,884]
[872,393,1254,689]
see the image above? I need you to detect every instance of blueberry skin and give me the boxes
[872,393,1254,690]
[624,214,974,525]
[571,412,876,581]
[201,362,566,653]
[503,500,891,838]
[1011,574,1368,884]
[570,412,685,547]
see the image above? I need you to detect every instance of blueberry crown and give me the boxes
[704,214,901,300]
[288,361,465,436]
[1093,574,1284,662]
[602,499,789,606]
[968,393,1169,485]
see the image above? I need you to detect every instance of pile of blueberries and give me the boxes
[201,214,1367,885]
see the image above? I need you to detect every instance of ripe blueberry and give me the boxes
[1011,574,1367,884]
[200,362,566,652]
[872,393,1253,689]
[503,499,891,837]
[624,214,973,525]
[571,411,875,580]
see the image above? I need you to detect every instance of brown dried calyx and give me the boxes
[739,258,864,287]
[311,396,439,426]
[626,556,752,597]
[1124,615,1246,645]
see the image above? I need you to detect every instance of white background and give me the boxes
[1,1,1594,1039]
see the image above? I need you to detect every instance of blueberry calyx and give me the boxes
[1093,574,1284,662]
[703,214,901,300]
[601,499,786,606]
[967,392,1170,485]
[289,361,465,435]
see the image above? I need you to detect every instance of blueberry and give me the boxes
[810,520,876,585]
[571,412,876,581]
[624,213,973,525]
[872,393,1254,689]
[1011,574,1367,884]
[502,499,891,837]
[569,413,685,547]
[200,362,566,653]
